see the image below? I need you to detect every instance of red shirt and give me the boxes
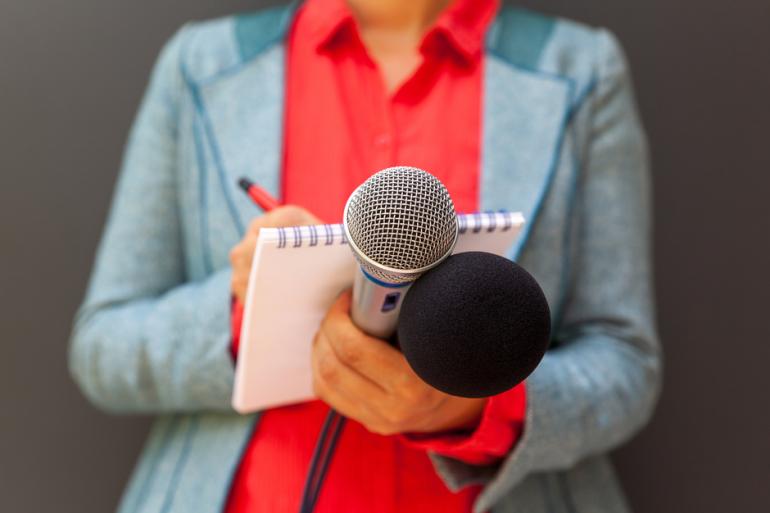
[226,1,525,512]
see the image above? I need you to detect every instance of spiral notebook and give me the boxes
[232,211,525,413]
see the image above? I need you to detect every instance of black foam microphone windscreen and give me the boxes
[397,251,551,398]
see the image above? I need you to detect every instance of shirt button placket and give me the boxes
[374,132,392,165]
[373,90,396,169]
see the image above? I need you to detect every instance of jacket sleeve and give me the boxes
[401,384,526,465]
[69,25,236,414]
[429,30,662,512]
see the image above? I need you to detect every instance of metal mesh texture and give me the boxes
[344,166,457,283]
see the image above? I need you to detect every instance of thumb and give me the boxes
[331,289,353,314]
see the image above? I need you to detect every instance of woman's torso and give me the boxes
[115,5,634,513]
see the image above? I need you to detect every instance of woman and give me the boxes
[70,0,661,512]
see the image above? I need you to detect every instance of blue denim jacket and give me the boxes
[69,5,661,513]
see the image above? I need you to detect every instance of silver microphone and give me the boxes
[343,166,458,338]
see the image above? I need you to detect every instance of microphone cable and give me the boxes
[298,409,347,513]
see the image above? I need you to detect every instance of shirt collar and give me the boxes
[301,0,356,51]
[428,0,499,64]
[302,0,499,64]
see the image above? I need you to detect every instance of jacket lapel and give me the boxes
[480,56,571,259]
[196,46,286,235]
[185,5,297,243]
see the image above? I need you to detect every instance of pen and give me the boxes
[238,177,281,211]
[232,177,282,357]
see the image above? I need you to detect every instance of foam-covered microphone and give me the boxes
[343,166,458,338]
[397,251,551,398]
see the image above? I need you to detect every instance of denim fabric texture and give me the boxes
[69,5,661,513]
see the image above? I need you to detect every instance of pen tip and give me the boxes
[238,177,254,192]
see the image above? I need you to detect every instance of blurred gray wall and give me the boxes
[1,1,768,512]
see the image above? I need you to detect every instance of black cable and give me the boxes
[298,409,347,513]
[299,411,335,513]
[307,412,346,510]
[299,410,345,513]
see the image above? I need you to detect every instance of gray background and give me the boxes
[1,0,769,512]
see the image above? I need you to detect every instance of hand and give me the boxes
[229,205,321,303]
[312,291,487,436]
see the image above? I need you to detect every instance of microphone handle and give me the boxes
[351,268,413,339]
[299,269,410,513]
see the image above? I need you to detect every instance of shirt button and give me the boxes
[374,134,391,147]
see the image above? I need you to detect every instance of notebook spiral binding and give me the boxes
[276,223,348,249]
[277,210,518,249]
[275,211,514,249]
[457,210,516,234]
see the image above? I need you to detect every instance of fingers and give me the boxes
[313,291,478,435]
[229,233,257,302]
[313,326,387,396]
[312,326,443,435]
[231,205,320,301]
[312,329,389,426]
[321,292,417,391]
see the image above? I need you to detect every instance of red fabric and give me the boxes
[230,297,244,361]
[226,1,526,512]
[400,389,526,466]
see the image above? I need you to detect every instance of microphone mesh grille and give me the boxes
[345,167,457,282]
